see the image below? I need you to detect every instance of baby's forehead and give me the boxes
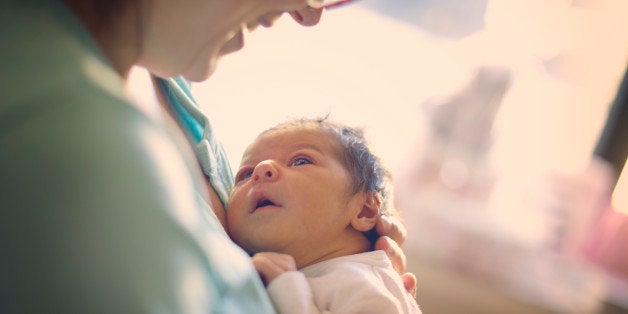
[245,125,342,157]
[260,124,330,142]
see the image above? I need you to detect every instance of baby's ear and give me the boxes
[351,192,381,232]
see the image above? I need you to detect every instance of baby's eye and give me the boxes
[291,157,312,166]
[235,169,253,183]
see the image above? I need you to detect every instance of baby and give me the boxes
[227,118,421,313]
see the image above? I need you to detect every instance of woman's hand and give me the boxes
[252,252,297,286]
[374,215,417,297]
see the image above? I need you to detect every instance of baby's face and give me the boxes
[227,126,362,261]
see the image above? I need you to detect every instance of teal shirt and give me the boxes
[0,1,274,312]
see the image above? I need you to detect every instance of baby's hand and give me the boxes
[251,252,297,286]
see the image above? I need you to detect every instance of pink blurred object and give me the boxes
[583,206,628,280]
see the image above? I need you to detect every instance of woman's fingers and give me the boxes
[402,272,417,298]
[375,215,407,246]
[374,236,407,275]
[374,237,418,296]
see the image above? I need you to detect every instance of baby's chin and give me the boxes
[241,241,274,256]
[239,238,288,257]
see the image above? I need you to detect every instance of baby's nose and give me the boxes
[252,160,279,182]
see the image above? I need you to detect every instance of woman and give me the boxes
[0,0,414,312]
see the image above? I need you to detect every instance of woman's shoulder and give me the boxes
[1,0,128,117]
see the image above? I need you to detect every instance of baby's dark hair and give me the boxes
[263,117,398,222]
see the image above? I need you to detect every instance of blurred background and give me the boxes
[128,0,628,312]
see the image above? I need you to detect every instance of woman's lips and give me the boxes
[220,29,245,56]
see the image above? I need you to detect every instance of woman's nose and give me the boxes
[289,7,322,26]
[252,160,279,183]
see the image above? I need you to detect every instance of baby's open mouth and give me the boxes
[252,198,279,212]
[257,199,275,208]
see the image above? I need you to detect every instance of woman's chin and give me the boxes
[182,61,218,82]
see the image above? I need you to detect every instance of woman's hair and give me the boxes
[262,117,397,219]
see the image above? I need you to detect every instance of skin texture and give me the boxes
[63,0,414,293]
[227,126,380,269]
